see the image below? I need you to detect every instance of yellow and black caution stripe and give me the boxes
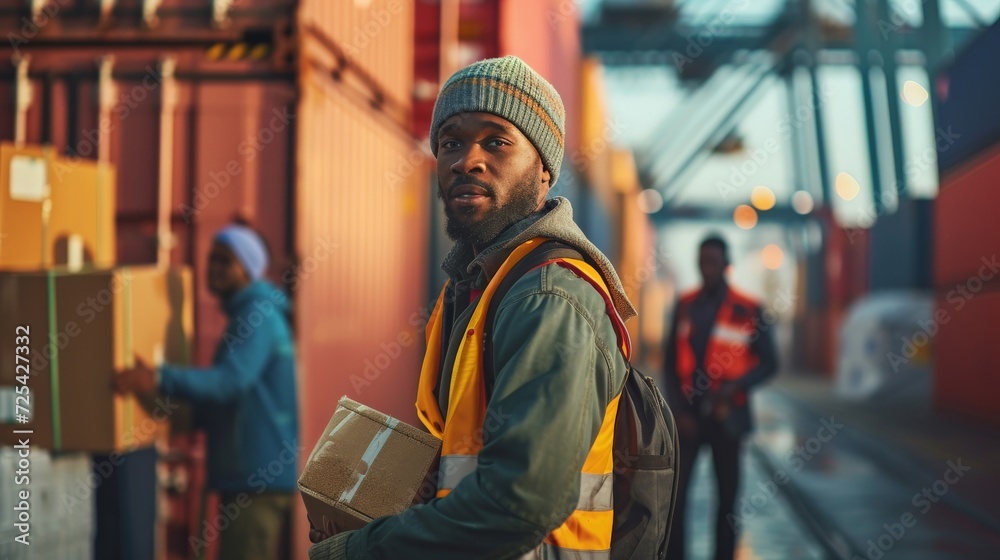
[205,42,271,62]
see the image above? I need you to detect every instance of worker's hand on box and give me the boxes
[308,515,339,543]
[309,528,332,544]
[113,356,158,396]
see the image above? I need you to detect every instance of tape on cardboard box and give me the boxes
[298,397,441,534]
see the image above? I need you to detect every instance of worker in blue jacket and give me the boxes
[115,224,299,560]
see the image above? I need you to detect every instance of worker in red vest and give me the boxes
[664,235,778,560]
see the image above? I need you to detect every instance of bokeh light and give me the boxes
[751,186,776,211]
[637,188,664,214]
[836,172,861,201]
[792,190,814,214]
[734,205,758,230]
[762,244,784,270]
[901,80,929,107]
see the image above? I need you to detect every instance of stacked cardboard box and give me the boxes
[0,142,115,270]
[0,449,94,560]
[0,266,193,452]
[0,143,191,560]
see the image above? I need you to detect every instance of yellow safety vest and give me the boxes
[416,238,630,558]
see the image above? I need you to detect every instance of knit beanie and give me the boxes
[214,225,268,280]
[429,56,566,186]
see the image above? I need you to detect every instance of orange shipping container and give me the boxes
[500,0,583,157]
[295,55,429,432]
[299,0,415,110]
[292,33,429,559]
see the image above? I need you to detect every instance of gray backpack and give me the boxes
[484,240,680,559]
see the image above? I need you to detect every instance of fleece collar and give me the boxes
[441,197,637,321]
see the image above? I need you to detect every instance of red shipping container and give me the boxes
[933,289,1000,426]
[500,0,582,156]
[824,211,870,308]
[935,144,1000,290]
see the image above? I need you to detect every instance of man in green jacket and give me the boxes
[309,56,637,559]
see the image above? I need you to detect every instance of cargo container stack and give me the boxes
[790,211,871,375]
[932,19,1000,427]
[5,1,431,558]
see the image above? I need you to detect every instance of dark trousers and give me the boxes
[216,492,293,560]
[666,418,743,560]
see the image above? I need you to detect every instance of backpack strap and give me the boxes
[482,240,611,400]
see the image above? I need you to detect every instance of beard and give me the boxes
[439,171,542,248]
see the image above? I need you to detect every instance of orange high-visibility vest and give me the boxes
[416,238,630,558]
[675,287,760,403]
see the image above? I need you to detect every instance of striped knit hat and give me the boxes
[430,56,566,186]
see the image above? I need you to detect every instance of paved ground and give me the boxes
[679,443,826,560]
[679,373,1000,560]
[743,374,1000,559]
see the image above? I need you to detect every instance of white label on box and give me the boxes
[67,234,84,272]
[9,155,49,202]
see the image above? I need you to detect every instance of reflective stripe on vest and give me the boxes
[516,542,611,559]
[712,323,751,345]
[441,454,613,512]
[415,238,629,558]
[438,455,477,491]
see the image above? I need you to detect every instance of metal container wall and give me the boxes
[578,58,618,210]
[412,0,443,139]
[299,0,415,108]
[934,289,1000,425]
[500,0,582,156]
[293,55,430,560]
[183,81,296,362]
[933,142,1000,426]
[935,145,1000,289]
[868,197,933,291]
[935,19,1000,176]
[295,60,429,425]
[0,1,295,39]
[824,219,869,309]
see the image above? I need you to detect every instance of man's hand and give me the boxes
[713,381,739,405]
[708,381,740,421]
[113,356,158,396]
[309,529,332,544]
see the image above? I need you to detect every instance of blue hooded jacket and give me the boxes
[160,280,299,493]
